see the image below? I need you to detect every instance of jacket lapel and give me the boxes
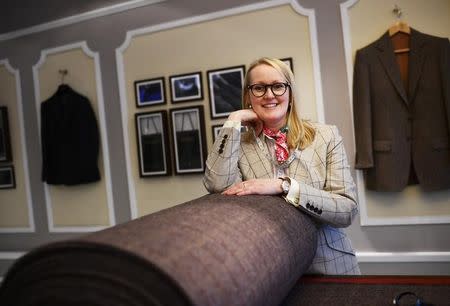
[408,28,426,101]
[375,32,409,105]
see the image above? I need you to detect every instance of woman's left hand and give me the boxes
[222,178,283,196]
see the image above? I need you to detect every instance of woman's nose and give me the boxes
[263,86,275,98]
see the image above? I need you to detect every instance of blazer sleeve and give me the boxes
[203,124,243,193]
[353,49,374,169]
[285,126,359,228]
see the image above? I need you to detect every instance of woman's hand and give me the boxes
[222,178,283,196]
[228,110,263,135]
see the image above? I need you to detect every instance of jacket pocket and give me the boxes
[323,226,356,256]
[432,138,449,151]
[373,140,392,152]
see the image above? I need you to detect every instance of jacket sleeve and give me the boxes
[203,122,243,193]
[284,126,359,228]
[353,49,374,169]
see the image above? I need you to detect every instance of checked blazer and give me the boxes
[203,122,360,275]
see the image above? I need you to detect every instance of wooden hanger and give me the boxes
[389,5,411,53]
[389,20,411,36]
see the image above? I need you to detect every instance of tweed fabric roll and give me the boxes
[0,194,318,306]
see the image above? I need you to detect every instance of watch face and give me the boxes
[282,180,290,194]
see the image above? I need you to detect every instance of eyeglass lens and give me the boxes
[249,83,289,97]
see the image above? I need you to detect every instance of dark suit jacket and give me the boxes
[353,29,450,191]
[41,85,100,185]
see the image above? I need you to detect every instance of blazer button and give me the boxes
[318,209,322,214]
[306,203,310,209]
[223,134,228,139]
[314,207,319,213]
[219,143,225,149]
[218,149,223,154]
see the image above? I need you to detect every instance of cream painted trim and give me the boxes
[1,251,449,263]
[32,41,116,233]
[116,0,325,219]
[0,0,166,42]
[0,59,35,233]
[339,0,450,226]
[356,251,450,263]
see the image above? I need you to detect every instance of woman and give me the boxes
[203,57,360,275]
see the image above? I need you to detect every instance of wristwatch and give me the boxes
[280,177,291,195]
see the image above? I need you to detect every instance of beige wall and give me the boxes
[124,5,317,216]
[37,48,110,227]
[349,0,450,220]
[0,64,30,228]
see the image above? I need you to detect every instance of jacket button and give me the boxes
[219,143,225,149]
[314,207,319,213]
[218,149,223,154]
[306,203,310,209]
[223,134,228,139]
[318,209,322,214]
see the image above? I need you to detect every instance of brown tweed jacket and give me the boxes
[353,29,450,191]
[204,122,360,275]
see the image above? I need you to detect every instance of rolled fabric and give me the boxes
[0,194,318,306]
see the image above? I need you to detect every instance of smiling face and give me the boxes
[247,64,290,131]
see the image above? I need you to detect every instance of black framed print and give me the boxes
[0,106,12,162]
[211,124,222,143]
[0,165,15,189]
[170,106,207,175]
[280,57,293,73]
[169,72,203,103]
[135,110,171,177]
[134,77,166,107]
[207,65,245,119]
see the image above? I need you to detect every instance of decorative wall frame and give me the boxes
[0,106,12,162]
[0,165,15,189]
[211,124,222,143]
[169,72,203,103]
[135,110,171,177]
[207,65,245,119]
[170,106,207,174]
[134,77,166,107]
[280,57,294,73]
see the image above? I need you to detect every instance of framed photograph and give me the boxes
[169,72,203,103]
[0,165,15,189]
[0,106,12,162]
[211,124,222,143]
[207,65,245,119]
[135,110,171,177]
[280,57,293,73]
[134,77,166,107]
[170,106,207,175]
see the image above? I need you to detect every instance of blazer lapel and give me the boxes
[375,32,409,105]
[408,28,426,101]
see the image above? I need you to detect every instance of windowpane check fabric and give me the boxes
[204,122,361,275]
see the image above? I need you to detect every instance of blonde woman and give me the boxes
[203,57,360,275]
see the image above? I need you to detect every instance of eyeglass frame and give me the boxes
[246,82,291,98]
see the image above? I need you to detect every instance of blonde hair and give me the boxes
[242,57,315,149]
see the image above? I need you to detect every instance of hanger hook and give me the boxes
[58,69,68,84]
[393,4,403,19]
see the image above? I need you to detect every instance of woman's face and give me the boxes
[248,64,290,131]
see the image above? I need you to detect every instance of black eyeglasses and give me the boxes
[247,82,290,97]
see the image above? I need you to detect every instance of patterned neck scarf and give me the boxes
[263,126,289,163]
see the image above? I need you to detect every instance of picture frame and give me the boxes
[207,65,245,119]
[169,72,203,103]
[0,165,15,189]
[134,77,166,107]
[0,106,12,162]
[280,57,294,73]
[211,124,222,143]
[170,106,207,175]
[135,110,171,177]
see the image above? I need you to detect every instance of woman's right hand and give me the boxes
[228,109,263,134]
